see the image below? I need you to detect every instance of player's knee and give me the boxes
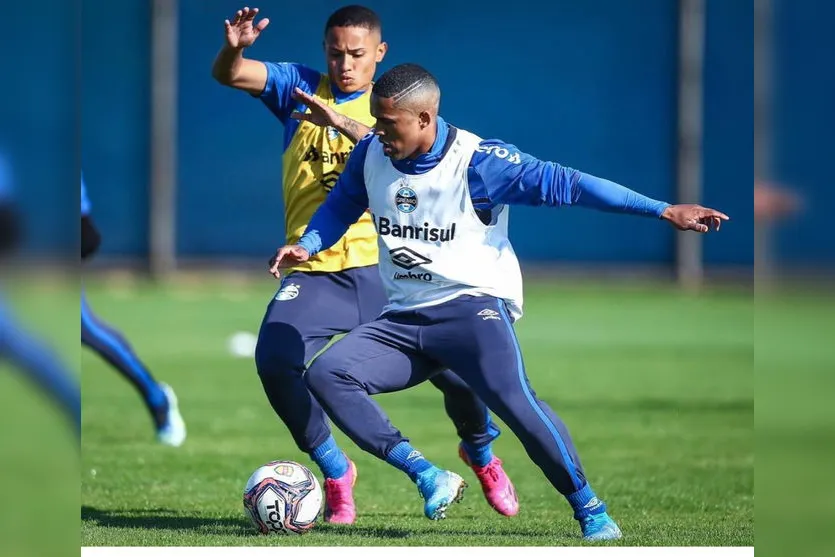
[305,354,369,406]
[302,360,334,398]
[304,349,353,393]
[254,324,305,380]
[254,343,302,382]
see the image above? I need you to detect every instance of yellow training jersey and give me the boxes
[281,74,378,273]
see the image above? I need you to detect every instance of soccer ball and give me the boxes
[243,460,323,535]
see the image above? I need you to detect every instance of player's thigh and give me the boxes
[350,264,389,324]
[257,271,362,363]
[421,296,524,401]
[307,317,439,396]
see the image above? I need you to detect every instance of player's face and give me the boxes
[324,26,387,94]
[371,95,428,161]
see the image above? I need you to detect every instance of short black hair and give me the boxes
[324,5,381,35]
[372,63,439,103]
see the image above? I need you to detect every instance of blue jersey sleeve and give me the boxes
[297,133,373,255]
[468,139,670,217]
[81,175,90,216]
[259,62,321,124]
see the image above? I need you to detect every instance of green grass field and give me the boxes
[78,277,753,547]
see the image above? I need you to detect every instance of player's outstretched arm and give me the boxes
[212,6,269,95]
[570,172,728,232]
[469,140,729,232]
[290,88,371,144]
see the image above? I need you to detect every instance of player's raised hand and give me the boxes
[290,88,372,143]
[291,88,340,128]
[268,245,310,279]
[661,204,729,233]
[224,7,269,49]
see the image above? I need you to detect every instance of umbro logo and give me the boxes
[389,247,432,270]
[584,497,601,509]
[477,309,501,321]
[320,170,339,192]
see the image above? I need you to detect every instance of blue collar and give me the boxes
[392,117,450,175]
[330,81,368,104]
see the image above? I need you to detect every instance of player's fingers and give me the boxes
[279,252,300,268]
[302,90,329,112]
[693,222,708,233]
[242,6,252,20]
[290,112,312,122]
[269,258,282,277]
[232,10,243,25]
[292,87,317,105]
[255,18,270,33]
[269,247,285,263]
[703,209,730,220]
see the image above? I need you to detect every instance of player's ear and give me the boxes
[376,41,388,62]
[418,110,431,129]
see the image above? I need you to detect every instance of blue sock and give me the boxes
[310,436,349,480]
[385,441,436,481]
[566,483,607,519]
[146,383,168,410]
[461,440,494,467]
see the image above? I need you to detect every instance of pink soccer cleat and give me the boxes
[323,459,358,524]
[459,445,520,517]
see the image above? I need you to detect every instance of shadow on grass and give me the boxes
[81,506,411,538]
[81,506,560,540]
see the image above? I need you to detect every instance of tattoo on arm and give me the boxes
[338,115,371,144]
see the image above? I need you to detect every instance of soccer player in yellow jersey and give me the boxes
[212,6,518,523]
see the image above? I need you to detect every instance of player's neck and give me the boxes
[408,121,438,160]
[331,80,372,101]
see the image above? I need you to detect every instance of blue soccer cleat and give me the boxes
[416,469,467,520]
[154,383,186,447]
[579,512,622,541]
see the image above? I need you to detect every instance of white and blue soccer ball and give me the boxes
[243,460,323,535]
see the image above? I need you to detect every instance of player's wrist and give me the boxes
[334,113,351,131]
[221,42,247,55]
[296,238,316,257]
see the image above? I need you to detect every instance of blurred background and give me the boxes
[12,0,830,282]
[7,0,827,284]
[76,0,756,281]
[1,0,832,554]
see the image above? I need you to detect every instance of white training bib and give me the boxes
[363,127,524,319]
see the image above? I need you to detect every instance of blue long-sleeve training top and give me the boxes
[298,117,670,256]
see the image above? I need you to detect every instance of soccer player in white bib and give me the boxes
[269,63,729,541]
